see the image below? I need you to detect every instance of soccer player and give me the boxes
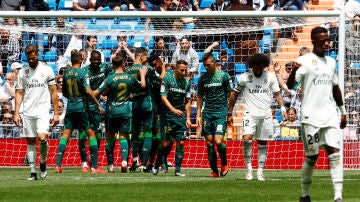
[14,45,59,180]
[287,26,346,202]
[78,50,112,172]
[93,54,147,173]
[196,53,232,177]
[227,53,287,181]
[146,54,170,172]
[152,59,191,176]
[54,50,105,174]
[126,47,155,172]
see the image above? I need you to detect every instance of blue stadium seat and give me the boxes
[192,76,199,85]
[21,52,27,61]
[47,0,57,10]
[44,51,57,62]
[58,0,73,10]
[87,24,108,30]
[102,49,112,63]
[351,62,360,69]
[275,109,283,122]
[102,39,118,49]
[184,23,195,30]
[110,24,132,31]
[200,0,214,9]
[134,24,145,32]
[212,52,219,61]
[198,52,205,61]
[235,63,247,74]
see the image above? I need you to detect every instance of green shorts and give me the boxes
[64,112,91,131]
[106,117,131,134]
[202,111,227,136]
[132,110,153,136]
[161,114,187,141]
[88,106,102,132]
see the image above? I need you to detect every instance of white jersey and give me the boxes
[296,52,339,127]
[16,62,56,117]
[235,71,280,118]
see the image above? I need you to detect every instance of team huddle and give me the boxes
[14,27,346,202]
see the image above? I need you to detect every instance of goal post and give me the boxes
[0,10,358,170]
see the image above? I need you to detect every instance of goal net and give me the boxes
[0,11,358,170]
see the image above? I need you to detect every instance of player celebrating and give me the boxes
[14,45,59,180]
[287,26,346,202]
[93,54,147,173]
[228,53,287,181]
[54,50,105,174]
[126,47,155,172]
[196,53,232,177]
[79,50,112,172]
[152,60,191,177]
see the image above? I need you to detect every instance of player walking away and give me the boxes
[152,60,191,177]
[93,54,147,173]
[14,45,59,180]
[146,54,170,173]
[54,50,105,174]
[196,53,232,177]
[287,26,347,202]
[228,53,287,181]
[78,50,112,173]
[126,47,155,172]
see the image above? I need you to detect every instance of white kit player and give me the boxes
[287,27,346,202]
[14,45,59,181]
[228,53,287,181]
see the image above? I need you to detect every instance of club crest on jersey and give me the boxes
[264,78,268,84]
[248,75,253,82]
[25,69,29,74]
[312,59,317,66]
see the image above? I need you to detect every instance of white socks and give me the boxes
[27,143,36,173]
[257,144,266,173]
[243,141,252,171]
[329,153,343,200]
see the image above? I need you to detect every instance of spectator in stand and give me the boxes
[4,18,22,43]
[206,0,230,11]
[0,72,16,103]
[0,29,20,73]
[345,15,360,64]
[274,62,297,109]
[55,74,68,112]
[10,62,22,85]
[0,101,13,120]
[0,112,21,138]
[150,36,173,64]
[56,23,87,71]
[143,0,162,11]
[111,35,135,66]
[20,0,51,56]
[0,0,21,11]
[333,0,360,18]
[49,17,75,59]
[172,0,200,11]
[96,0,129,11]
[280,107,300,139]
[261,0,281,52]
[171,36,199,77]
[344,81,359,112]
[299,46,310,56]
[73,0,96,11]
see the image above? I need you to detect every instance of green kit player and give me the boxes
[126,47,155,172]
[79,50,112,172]
[94,54,147,173]
[54,50,105,174]
[196,53,233,177]
[152,60,191,177]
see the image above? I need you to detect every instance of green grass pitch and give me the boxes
[0,168,359,202]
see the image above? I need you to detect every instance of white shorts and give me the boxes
[21,115,50,138]
[301,123,341,156]
[243,114,274,140]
